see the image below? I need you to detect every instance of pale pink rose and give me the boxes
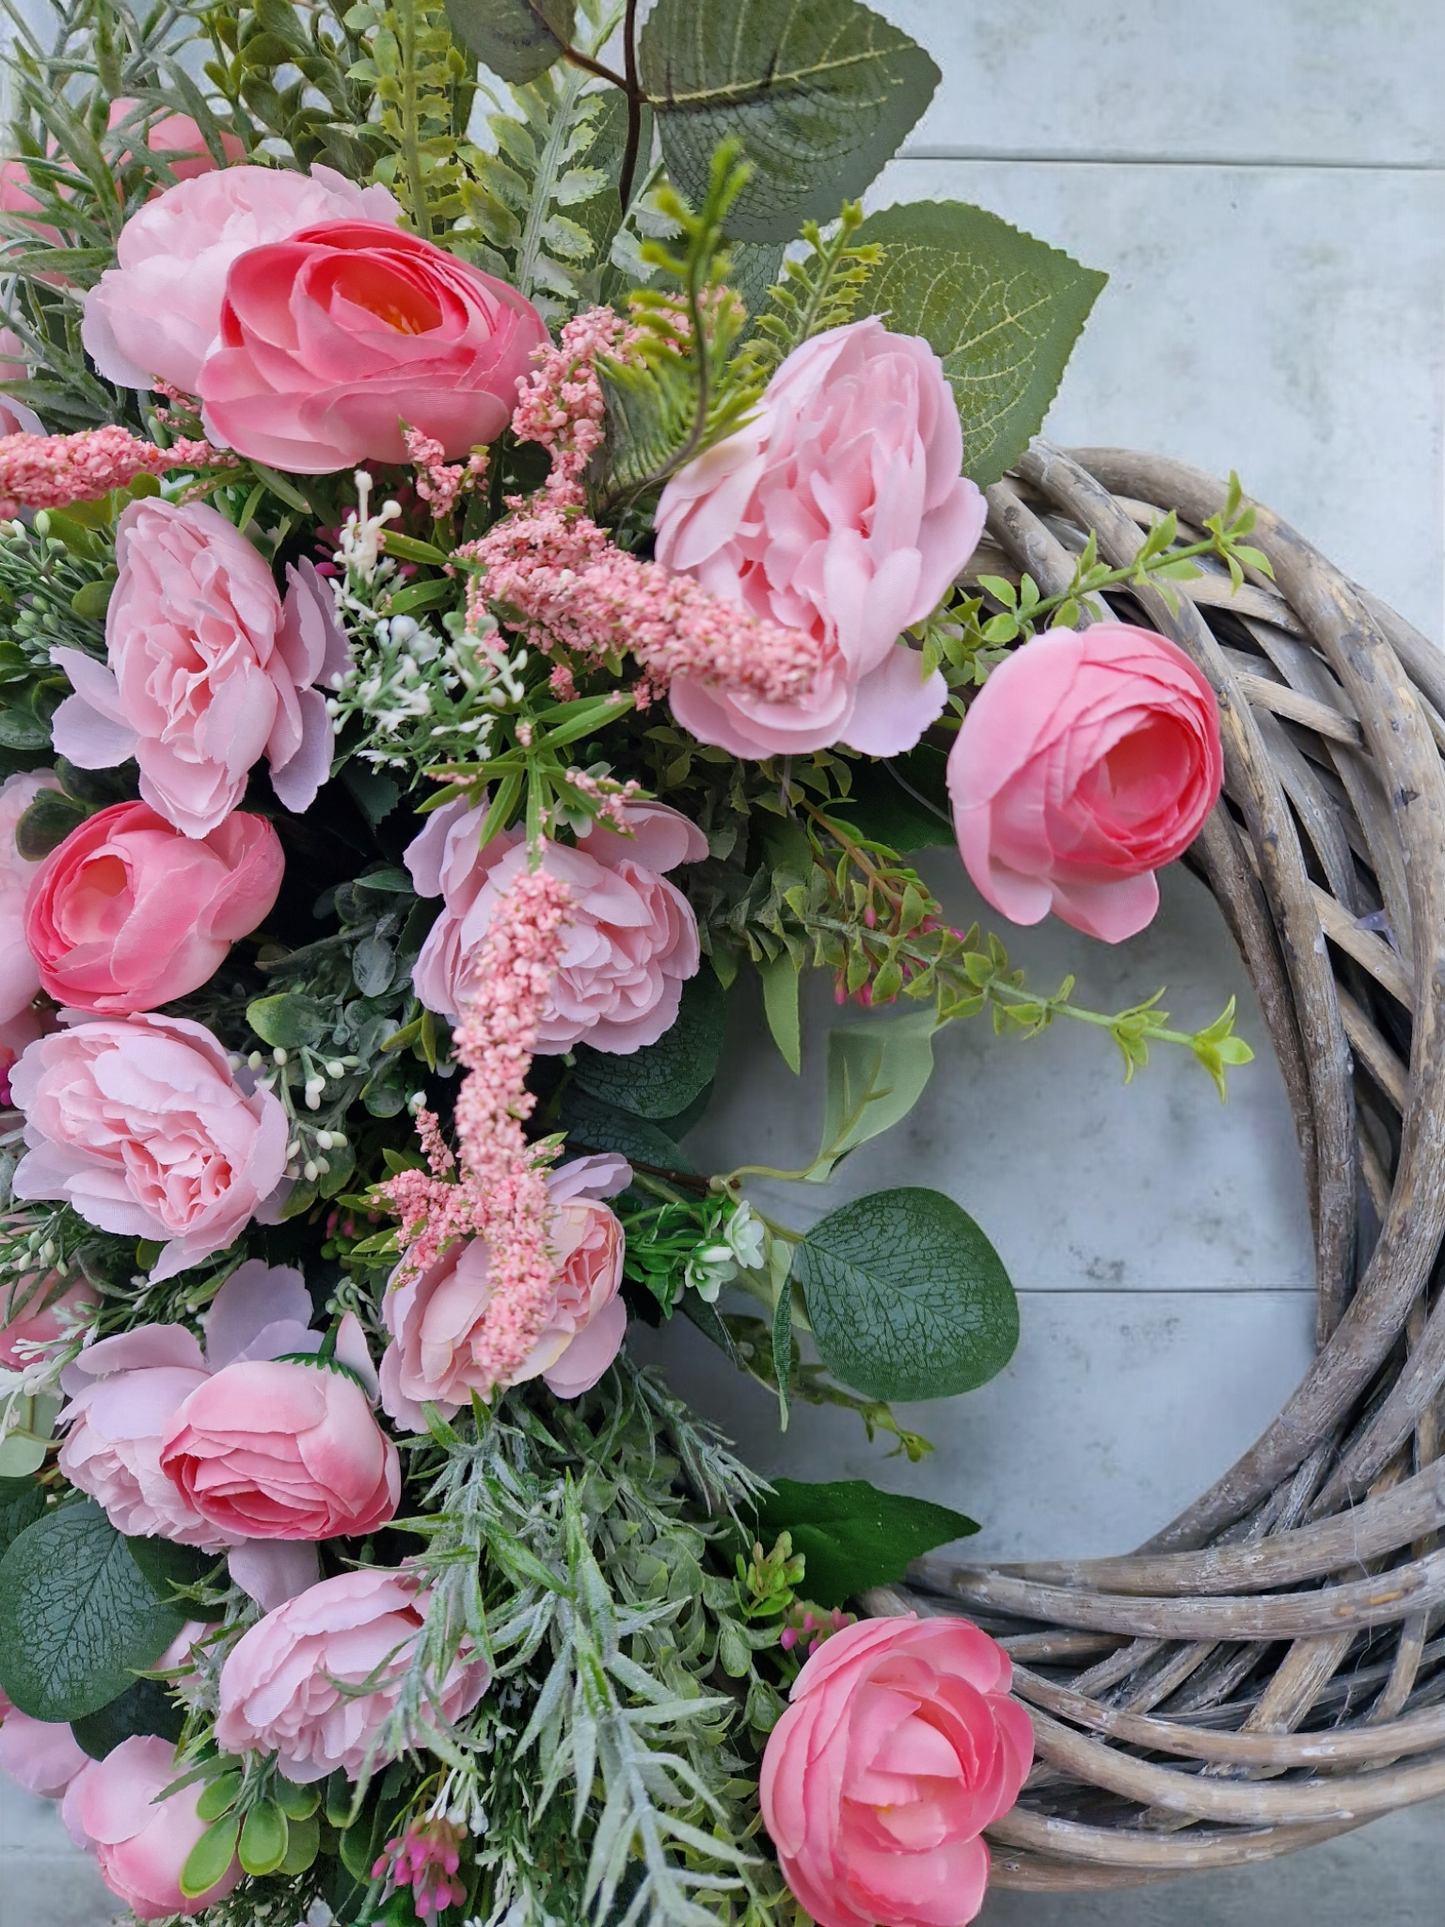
[380,1154,631,1429]
[51,504,348,836]
[58,1261,317,1544]
[24,801,283,1013]
[761,1615,1033,1927]
[0,1271,97,1369]
[0,327,42,435]
[947,623,1225,944]
[62,1734,240,1920]
[0,767,62,1023]
[159,1349,400,1543]
[197,221,548,472]
[656,317,985,759]
[0,1704,89,1798]
[81,162,399,395]
[10,1013,288,1281]
[215,1567,490,1784]
[407,798,705,1052]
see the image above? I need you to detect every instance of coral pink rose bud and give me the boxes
[59,1262,320,1543]
[10,1012,288,1281]
[761,1615,1034,1927]
[0,1271,97,1368]
[106,98,246,184]
[0,766,62,1023]
[50,499,348,836]
[380,1154,631,1428]
[407,798,705,1052]
[62,1734,240,1920]
[656,316,986,760]
[947,623,1225,944]
[197,221,548,473]
[0,327,42,435]
[82,163,400,395]
[0,1705,90,1798]
[159,1353,400,1542]
[216,1567,489,1783]
[24,802,283,1013]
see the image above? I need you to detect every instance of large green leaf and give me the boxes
[853,200,1107,488]
[0,1501,186,1720]
[0,1478,45,1557]
[826,745,954,853]
[571,970,727,1119]
[444,0,576,83]
[750,1477,977,1606]
[559,1088,698,1177]
[809,1007,940,1181]
[795,1188,1018,1401]
[639,0,939,243]
[72,1675,186,1760]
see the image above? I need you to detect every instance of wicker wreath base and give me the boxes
[862,444,1445,1890]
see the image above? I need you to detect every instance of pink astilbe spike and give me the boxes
[403,424,487,520]
[380,867,572,1394]
[510,305,642,506]
[0,425,235,515]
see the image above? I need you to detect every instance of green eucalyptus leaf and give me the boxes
[0,1478,45,1557]
[749,1477,977,1606]
[0,1501,186,1720]
[195,1770,244,1822]
[279,1808,321,1874]
[274,1776,322,1822]
[72,1674,186,1760]
[125,1536,224,1616]
[853,200,1107,488]
[795,1187,1018,1401]
[444,0,575,82]
[246,991,329,1049]
[639,0,938,242]
[572,970,727,1119]
[339,762,401,829]
[180,1814,240,1900]
[559,1089,698,1177]
[239,1798,290,1876]
[0,1395,58,1478]
[811,1008,940,1181]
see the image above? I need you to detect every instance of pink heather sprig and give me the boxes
[511,305,643,506]
[373,1818,467,1918]
[0,425,236,515]
[458,500,820,709]
[562,766,644,830]
[381,868,572,1393]
[403,425,488,520]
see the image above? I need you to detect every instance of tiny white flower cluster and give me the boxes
[685,1200,767,1303]
[336,468,401,583]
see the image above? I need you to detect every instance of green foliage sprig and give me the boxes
[747,202,882,376]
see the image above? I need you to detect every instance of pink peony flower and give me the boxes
[380,1154,631,1429]
[407,798,705,1052]
[0,327,42,436]
[24,801,283,1013]
[0,1704,89,1798]
[761,1615,1034,1927]
[0,767,61,1022]
[947,623,1225,943]
[0,1271,97,1369]
[216,1567,490,1784]
[62,1734,240,1920]
[655,317,985,759]
[9,1012,288,1281]
[51,502,348,837]
[58,1261,318,1545]
[197,221,548,472]
[81,163,400,395]
[159,1347,400,1543]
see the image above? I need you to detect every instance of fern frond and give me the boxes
[749,201,884,375]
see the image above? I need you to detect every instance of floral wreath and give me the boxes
[0,3,1265,1925]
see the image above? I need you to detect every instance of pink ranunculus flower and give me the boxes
[62,1734,240,1920]
[58,1261,318,1544]
[761,1615,1034,1927]
[947,623,1225,944]
[215,1567,490,1784]
[656,316,986,760]
[0,766,62,1023]
[24,801,283,1013]
[0,1703,90,1798]
[196,220,548,473]
[380,1154,631,1429]
[159,1338,400,1544]
[10,1012,288,1281]
[81,162,400,395]
[0,1271,97,1369]
[407,798,706,1052]
[0,327,42,436]
[50,503,348,837]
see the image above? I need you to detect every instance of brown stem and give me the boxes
[617,0,643,212]
[559,43,628,89]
